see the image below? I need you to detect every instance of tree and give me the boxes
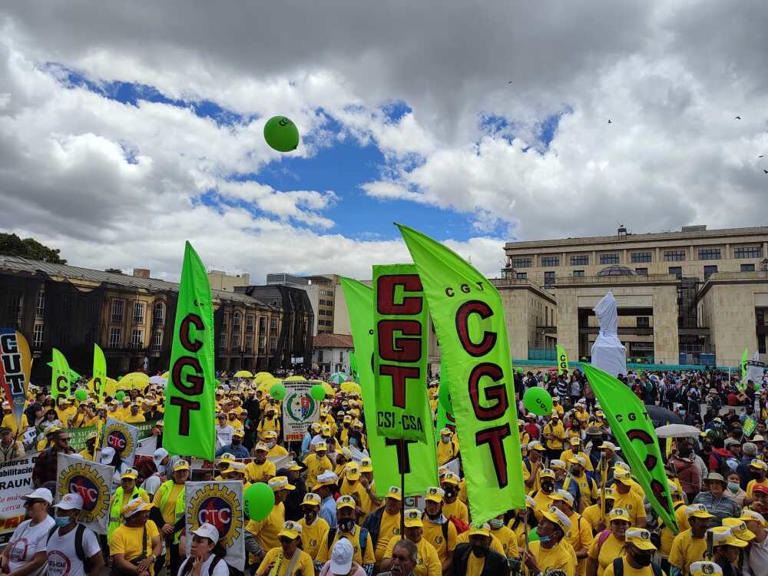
[0,233,67,264]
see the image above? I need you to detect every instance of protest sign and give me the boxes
[57,453,113,534]
[0,454,36,544]
[281,379,320,442]
[102,417,139,467]
[185,481,245,571]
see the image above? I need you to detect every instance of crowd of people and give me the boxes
[2,365,768,576]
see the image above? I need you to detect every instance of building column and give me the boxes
[652,287,679,364]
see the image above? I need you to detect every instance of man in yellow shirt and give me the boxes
[361,486,403,563]
[747,459,768,498]
[543,413,566,461]
[315,495,375,573]
[532,468,558,521]
[263,430,288,458]
[437,428,459,466]
[603,528,660,576]
[123,403,146,424]
[340,462,375,518]
[152,459,189,575]
[582,488,616,535]
[296,493,329,559]
[524,506,578,576]
[303,441,333,490]
[452,523,510,576]
[552,490,592,576]
[247,475,296,560]
[611,470,646,528]
[669,504,715,576]
[254,520,315,576]
[440,472,469,526]
[246,443,277,483]
[561,437,594,472]
[421,486,457,574]
[381,509,441,576]
[109,498,163,576]
[564,456,599,514]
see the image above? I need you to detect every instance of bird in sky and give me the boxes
[608,119,612,124]
[736,116,742,120]
[763,169,768,174]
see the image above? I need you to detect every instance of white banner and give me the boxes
[746,360,766,386]
[185,481,245,572]
[57,453,113,534]
[102,418,140,467]
[281,380,320,442]
[136,435,158,456]
[0,453,36,544]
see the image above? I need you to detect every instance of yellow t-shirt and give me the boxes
[491,525,520,558]
[384,537,441,576]
[543,421,566,450]
[612,491,646,527]
[443,499,469,525]
[560,449,595,472]
[302,453,332,489]
[123,413,146,424]
[374,510,402,561]
[603,557,663,576]
[588,532,626,576]
[660,504,689,558]
[109,520,160,575]
[455,531,505,556]
[255,547,315,576]
[268,444,289,458]
[437,439,459,465]
[315,526,376,566]
[465,552,486,576]
[422,518,457,563]
[527,540,577,576]
[1,413,28,430]
[297,516,330,559]
[668,530,707,575]
[153,483,184,525]
[532,490,557,521]
[246,502,285,552]
[246,460,276,484]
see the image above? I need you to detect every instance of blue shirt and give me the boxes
[320,495,337,529]
[215,443,249,458]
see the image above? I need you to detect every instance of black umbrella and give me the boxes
[645,404,684,428]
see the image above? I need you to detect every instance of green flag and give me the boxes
[51,348,71,399]
[373,264,431,442]
[349,351,359,383]
[340,277,438,496]
[556,344,569,375]
[582,363,678,533]
[740,347,749,391]
[164,242,216,461]
[398,224,525,522]
[93,344,107,402]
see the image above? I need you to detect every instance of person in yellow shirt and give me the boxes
[257,406,281,440]
[152,459,190,575]
[561,437,595,472]
[669,504,716,576]
[532,468,558,521]
[437,428,459,466]
[303,442,333,490]
[659,483,690,568]
[296,493,329,559]
[489,512,520,561]
[263,430,288,458]
[77,432,98,461]
[451,524,510,576]
[582,488,616,535]
[59,398,77,426]
[611,471,646,528]
[123,403,146,424]
[573,401,591,427]
[564,456,599,514]
[246,443,277,483]
[222,461,251,491]
[440,472,468,527]
[552,490,593,576]
[109,498,163,576]
[603,528,660,576]
[340,462,375,519]
[334,447,352,478]
[552,396,565,417]
[255,520,315,576]
[315,496,375,573]
[381,509,441,576]
[421,486,457,574]
[338,415,353,447]
[524,506,578,576]
[543,413,566,461]
[747,459,768,498]
[586,508,630,576]
[247,476,295,559]
[0,404,28,432]
[361,486,403,562]
[612,463,645,499]
[107,467,150,539]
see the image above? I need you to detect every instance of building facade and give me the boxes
[312,333,354,373]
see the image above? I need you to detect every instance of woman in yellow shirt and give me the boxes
[255,521,315,576]
[586,508,630,576]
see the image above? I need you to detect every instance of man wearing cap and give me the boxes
[440,472,469,527]
[525,506,578,576]
[543,413,566,462]
[247,476,297,556]
[108,467,150,539]
[740,509,768,576]
[603,528,660,576]
[215,413,234,450]
[245,441,277,484]
[669,504,715,576]
[142,447,170,499]
[315,471,340,529]
[222,461,251,489]
[748,459,768,498]
[552,490,592,574]
[152,459,190,575]
[524,440,547,491]
[437,429,459,466]
[255,520,315,576]
[32,429,73,487]
[362,486,404,564]
[47,492,105,576]
[0,425,24,463]
[421,487,457,574]
[0,488,55,576]
[257,406,281,440]
[581,488,616,535]
[708,526,749,576]
[532,468,559,520]
[77,432,98,462]
[564,455,599,513]
[659,483,690,572]
[693,473,741,523]
[216,428,249,459]
[452,523,509,576]
[305,442,334,492]
[124,403,146,424]
[265,430,289,457]
[611,470,647,528]
[381,509,441,576]
[316,496,375,575]
[109,498,163,576]
[561,437,594,473]
[298,493,330,559]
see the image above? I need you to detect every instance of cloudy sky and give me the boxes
[2,1,767,282]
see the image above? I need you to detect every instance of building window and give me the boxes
[510,257,532,268]
[339,351,344,363]
[664,250,686,262]
[540,256,560,267]
[544,271,556,287]
[570,255,589,266]
[270,318,278,332]
[219,332,227,349]
[245,335,253,353]
[111,299,125,323]
[698,248,721,260]
[573,270,585,277]
[669,266,682,278]
[318,350,324,363]
[259,336,266,353]
[515,272,527,280]
[245,315,255,333]
[151,329,163,352]
[133,301,145,325]
[32,323,44,348]
[232,312,241,332]
[232,333,241,350]
[270,337,277,352]
[631,251,652,263]
[637,317,650,328]
[259,317,266,334]
[704,265,718,279]
[153,302,165,324]
[599,253,620,265]
[735,246,762,259]
[35,290,45,319]
[131,329,143,349]
[109,327,122,348]
[741,263,756,272]
[635,268,648,276]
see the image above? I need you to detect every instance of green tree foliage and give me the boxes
[0,233,67,264]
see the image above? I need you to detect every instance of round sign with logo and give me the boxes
[189,483,243,548]
[58,462,110,523]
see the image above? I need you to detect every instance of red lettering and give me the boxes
[377,275,423,315]
[170,397,200,435]
[379,365,420,408]
[475,423,512,487]
[180,314,204,352]
[377,320,422,362]
[627,429,658,470]
[467,363,509,421]
[172,357,204,395]
[455,301,497,357]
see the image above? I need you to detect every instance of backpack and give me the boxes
[47,524,92,573]
[327,526,369,554]
[612,557,662,576]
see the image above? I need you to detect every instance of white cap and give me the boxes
[99,446,115,465]
[330,537,354,573]
[24,487,53,504]
[153,447,169,467]
[54,493,84,511]
[192,522,220,544]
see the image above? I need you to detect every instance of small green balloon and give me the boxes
[270,382,286,401]
[523,387,553,416]
[115,390,126,401]
[310,384,326,401]
[244,482,275,521]
[74,389,88,402]
[264,116,300,152]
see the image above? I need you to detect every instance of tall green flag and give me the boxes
[556,344,569,375]
[51,348,71,399]
[582,363,678,533]
[340,277,438,496]
[349,351,359,383]
[373,264,431,442]
[740,347,749,391]
[92,344,107,402]
[164,242,216,461]
[398,224,525,522]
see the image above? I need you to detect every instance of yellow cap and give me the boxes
[739,508,767,527]
[345,463,361,481]
[278,520,302,540]
[269,476,296,492]
[468,523,491,537]
[608,508,631,523]
[404,508,423,528]
[386,486,402,501]
[336,495,356,510]
[359,457,373,473]
[542,505,572,532]
[301,493,321,507]
[625,528,656,551]
[425,486,444,503]
[722,518,756,541]
[690,562,723,576]
[121,468,139,480]
[173,460,190,472]
[685,504,715,520]
[708,526,749,548]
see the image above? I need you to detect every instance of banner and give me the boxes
[556,344,569,375]
[92,344,107,402]
[102,417,139,467]
[398,224,526,522]
[349,351,359,383]
[0,330,32,433]
[164,242,216,461]
[340,277,438,496]
[0,453,36,544]
[57,453,113,534]
[51,348,71,399]
[66,426,98,453]
[373,264,431,442]
[436,378,456,433]
[185,481,245,572]
[281,380,320,442]
[582,364,678,533]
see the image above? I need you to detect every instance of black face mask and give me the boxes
[426,511,441,521]
[633,552,653,567]
[541,481,555,493]
[303,509,317,523]
[339,519,356,533]
[471,544,488,557]
[444,488,457,499]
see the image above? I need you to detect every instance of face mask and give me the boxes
[538,535,552,544]
[727,481,740,492]
[441,436,451,443]
[426,511,441,521]
[54,516,71,528]
[570,467,582,476]
[349,438,359,448]
[304,510,317,523]
[470,544,488,557]
[266,442,275,448]
[541,482,554,493]
[489,519,504,530]
[444,488,456,499]
[338,519,356,533]
[633,552,653,567]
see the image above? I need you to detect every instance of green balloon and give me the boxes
[270,383,286,401]
[74,389,88,402]
[310,384,326,401]
[523,387,553,416]
[263,116,300,152]
[115,391,126,401]
[244,482,275,521]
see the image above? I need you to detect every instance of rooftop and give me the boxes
[313,333,354,349]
